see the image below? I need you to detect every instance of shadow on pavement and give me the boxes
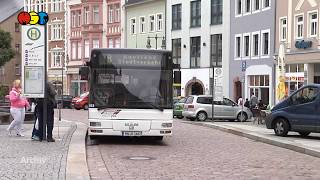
[86,136,168,146]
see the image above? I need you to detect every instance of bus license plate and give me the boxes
[122,131,142,136]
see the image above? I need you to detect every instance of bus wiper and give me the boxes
[145,101,163,112]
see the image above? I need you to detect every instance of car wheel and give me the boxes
[237,112,248,122]
[197,111,207,121]
[273,118,289,137]
[84,104,89,110]
[177,116,184,119]
[298,132,311,137]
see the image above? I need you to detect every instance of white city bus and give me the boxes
[80,49,173,141]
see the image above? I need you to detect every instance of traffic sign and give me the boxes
[241,61,246,72]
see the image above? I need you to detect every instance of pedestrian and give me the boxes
[36,82,57,142]
[31,98,41,141]
[250,93,258,109]
[244,98,250,108]
[258,100,265,110]
[237,96,243,106]
[6,79,30,136]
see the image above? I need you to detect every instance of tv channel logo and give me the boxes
[17,11,49,25]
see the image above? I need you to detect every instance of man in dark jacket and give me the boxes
[36,82,57,142]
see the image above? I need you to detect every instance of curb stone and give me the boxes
[63,120,90,180]
[183,121,320,158]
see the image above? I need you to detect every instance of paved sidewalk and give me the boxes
[183,120,320,158]
[0,121,76,180]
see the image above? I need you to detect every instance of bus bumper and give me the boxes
[88,128,172,136]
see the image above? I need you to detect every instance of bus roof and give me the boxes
[91,48,171,54]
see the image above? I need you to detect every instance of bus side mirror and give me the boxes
[79,66,89,80]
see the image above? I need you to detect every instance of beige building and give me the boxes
[0,0,23,92]
[276,0,320,96]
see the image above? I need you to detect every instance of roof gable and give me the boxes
[295,0,318,11]
[0,0,24,23]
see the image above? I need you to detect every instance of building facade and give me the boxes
[67,0,104,96]
[275,0,320,100]
[24,0,67,95]
[230,0,275,106]
[123,0,166,49]
[0,0,24,91]
[106,0,121,48]
[167,0,230,97]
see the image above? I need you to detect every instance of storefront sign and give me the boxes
[21,25,45,98]
[285,76,304,82]
[295,40,312,49]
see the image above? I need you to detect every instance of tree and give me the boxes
[0,29,15,68]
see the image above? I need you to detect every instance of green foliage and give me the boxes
[0,85,9,100]
[0,29,15,67]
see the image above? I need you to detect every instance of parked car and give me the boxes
[182,95,252,121]
[55,95,73,109]
[173,97,186,119]
[266,84,320,137]
[72,92,89,110]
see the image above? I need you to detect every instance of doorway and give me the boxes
[191,82,204,95]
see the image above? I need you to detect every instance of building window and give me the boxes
[156,14,163,31]
[252,33,259,57]
[262,0,270,8]
[93,39,99,48]
[249,75,269,86]
[140,17,145,33]
[211,0,223,25]
[84,7,90,24]
[108,38,114,48]
[93,6,99,24]
[51,0,62,12]
[108,5,114,23]
[130,18,136,34]
[235,35,241,58]
[280,18,287,41]
[245,0,251,13]
[190,36,201,68]
[172,4,182,30]
[71,12,76,27]
[236,0,242,15]
[211,34,222,67]
[115,4,120,23]
[172,38,181,65]
[52,52,61,67]
[77,11,81,27]
[115,38,121,48]
[72,42,76,60]
[77,42,82,59]
[190,0,201,27]
[243,35,250,57]
[15,44,20,53]
[15,23,20,32]
[296,15,303,39]
[310,13,318,37]
[84,40,89,58]
[253,0,260,11]
[149,15,155,32]
[51,24,62,40]
[15,64,20,76]
[262,31,269,56]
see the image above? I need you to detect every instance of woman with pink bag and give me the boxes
[6,80,30,136]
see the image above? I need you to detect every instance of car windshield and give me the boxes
[80,92,89,98]
[178,98,186,103]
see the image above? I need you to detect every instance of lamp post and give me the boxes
[146,34,166,49]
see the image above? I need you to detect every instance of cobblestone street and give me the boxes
[87,120,320,180]
[0,121,76,180]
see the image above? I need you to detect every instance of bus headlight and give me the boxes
[161,123,172,128]
[90,122,101,127]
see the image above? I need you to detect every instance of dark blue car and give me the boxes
[266,84,320,137]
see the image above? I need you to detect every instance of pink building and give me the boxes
[68,0,103,96]
[106,0,121,48]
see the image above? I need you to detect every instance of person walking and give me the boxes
[36,82,57,142]
[237,96,243,106]
[6,80,30,136]
[244,98,250,108]
[250,93,258,109]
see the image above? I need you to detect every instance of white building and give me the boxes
[166,0,230,97]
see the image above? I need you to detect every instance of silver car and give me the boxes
[182,95,253,121]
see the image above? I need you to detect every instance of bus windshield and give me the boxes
[88,50,173,110]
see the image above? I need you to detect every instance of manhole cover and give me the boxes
[127,156,154,160]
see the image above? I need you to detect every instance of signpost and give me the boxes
[19,10,49,141]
